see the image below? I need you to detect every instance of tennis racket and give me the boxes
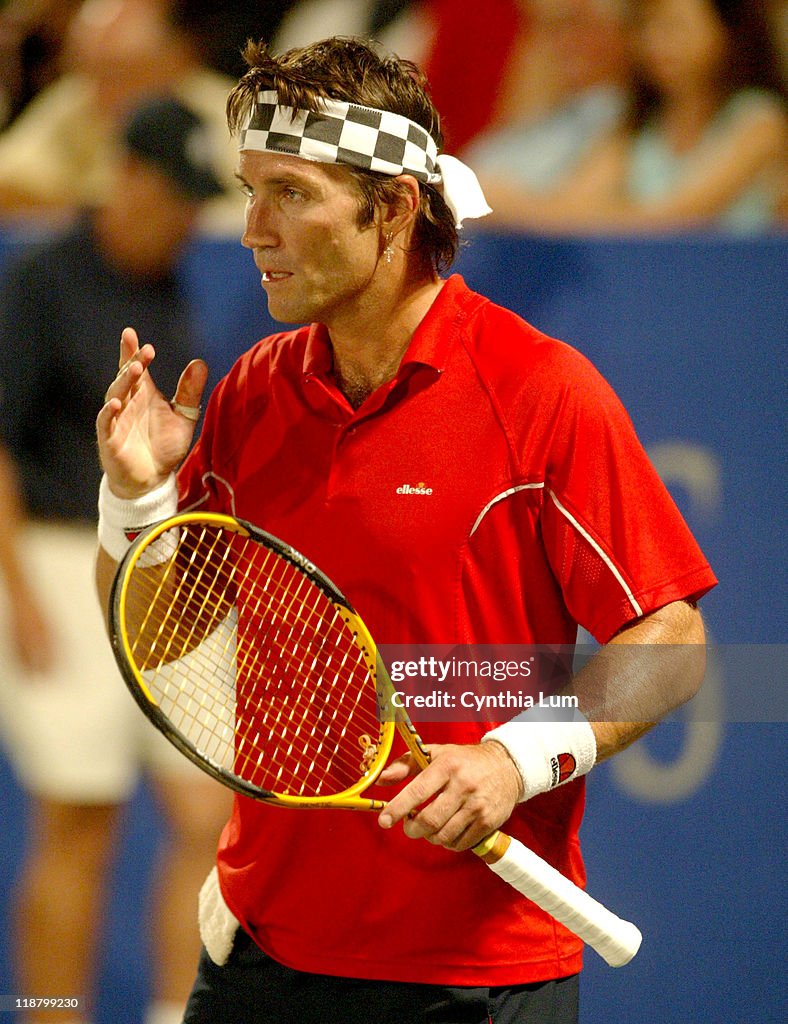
[109,511,642,967]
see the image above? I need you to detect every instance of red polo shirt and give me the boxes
[177,274,716,985]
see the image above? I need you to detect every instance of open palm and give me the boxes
[97,327,208,497]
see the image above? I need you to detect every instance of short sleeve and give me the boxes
[538,353,717,642]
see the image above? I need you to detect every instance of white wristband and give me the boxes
[482,707,597,803]
[97,473,179,561]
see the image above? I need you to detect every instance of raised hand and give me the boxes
[96,327,208,498]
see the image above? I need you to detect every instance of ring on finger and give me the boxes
[170,399,202,422]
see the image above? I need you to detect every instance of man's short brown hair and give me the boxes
[227,37,459,272]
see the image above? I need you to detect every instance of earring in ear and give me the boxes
[384,234,394,264]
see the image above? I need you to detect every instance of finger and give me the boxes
[402,785,495,851]
[404,802,475,849]
[170,359,209,419]
[377,761,449,829]
[426,818,481,852]
[400,782,466,839]
[119,326,140,368]
[174,359,209,405]
[96,397,121,443]
[115,327,149,380]
[105,344,155,404]
[377,754,420,786]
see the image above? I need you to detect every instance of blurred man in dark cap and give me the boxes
[0,94,230,1024]
[0,0,243,229]
[125,93,226,198]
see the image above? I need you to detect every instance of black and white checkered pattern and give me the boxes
[240,91,440,183]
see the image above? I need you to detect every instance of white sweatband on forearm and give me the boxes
[97,473,179,561]
[481,707,597,803]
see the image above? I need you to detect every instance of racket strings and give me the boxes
[232,553,379,790]
[133,526,237,668]
[127,526,244,770]
[128,528,379,793]
[123,522,383,796]
[228,543,382,793]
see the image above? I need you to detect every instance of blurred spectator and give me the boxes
[479,0,787,234]
[420,0,526,153]
[273,1,526,154]
[168,0,299,79]
[0,95,230,1024]
[273,0,424,55]
[768,0,788,85]
[467,0,630,192]
[0,0,82,127]
[0,0,244,233]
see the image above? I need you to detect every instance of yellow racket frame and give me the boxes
[111,512,643,968]
[112,511,402,810]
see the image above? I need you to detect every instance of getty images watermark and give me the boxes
[376,644,787,723]
[387,651,578,715]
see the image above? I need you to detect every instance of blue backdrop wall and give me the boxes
[0,228,785,1023]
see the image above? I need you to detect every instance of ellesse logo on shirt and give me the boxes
[396,482,433,495]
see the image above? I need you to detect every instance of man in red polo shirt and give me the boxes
[95,36,716,1024]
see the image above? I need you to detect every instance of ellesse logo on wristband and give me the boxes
[124,523,156,543]
[550,753,577,788]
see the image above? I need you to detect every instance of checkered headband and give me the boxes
[240,91,491,226]
[241,90,440,182]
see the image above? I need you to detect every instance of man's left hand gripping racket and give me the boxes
[109,511,642,967]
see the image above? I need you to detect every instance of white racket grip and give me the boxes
[482,834,642,967]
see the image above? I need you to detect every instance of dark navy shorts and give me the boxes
[183,928,580,1024]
